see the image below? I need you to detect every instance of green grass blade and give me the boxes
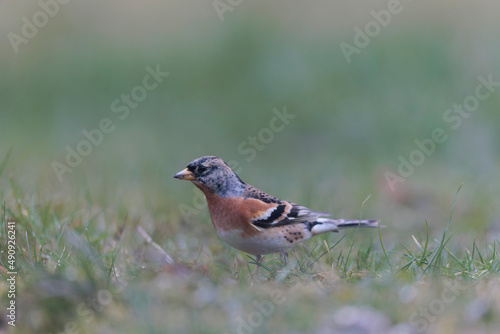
[378,223,391,270]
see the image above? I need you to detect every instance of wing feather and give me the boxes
[242,185,331,229]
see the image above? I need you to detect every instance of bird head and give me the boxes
[173,156,245,197]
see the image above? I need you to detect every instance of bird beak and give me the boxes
[173,168,196,180]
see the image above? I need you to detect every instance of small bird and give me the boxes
[174,156,379,264]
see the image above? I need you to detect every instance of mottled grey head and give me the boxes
[173,156,246,197]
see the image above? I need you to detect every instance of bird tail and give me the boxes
[310,218,379,236]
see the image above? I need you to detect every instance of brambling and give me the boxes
[174,156,379,264]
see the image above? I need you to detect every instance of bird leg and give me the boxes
[280,251,288,265]
[252,255,263,276]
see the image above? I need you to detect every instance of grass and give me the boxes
[1,176,500,334]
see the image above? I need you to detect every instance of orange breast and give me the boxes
[205,194,264,237]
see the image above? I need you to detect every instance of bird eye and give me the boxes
[197,166,208,174]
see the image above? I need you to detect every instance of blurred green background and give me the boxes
[1,0,500,333]
[2,1,500,234]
